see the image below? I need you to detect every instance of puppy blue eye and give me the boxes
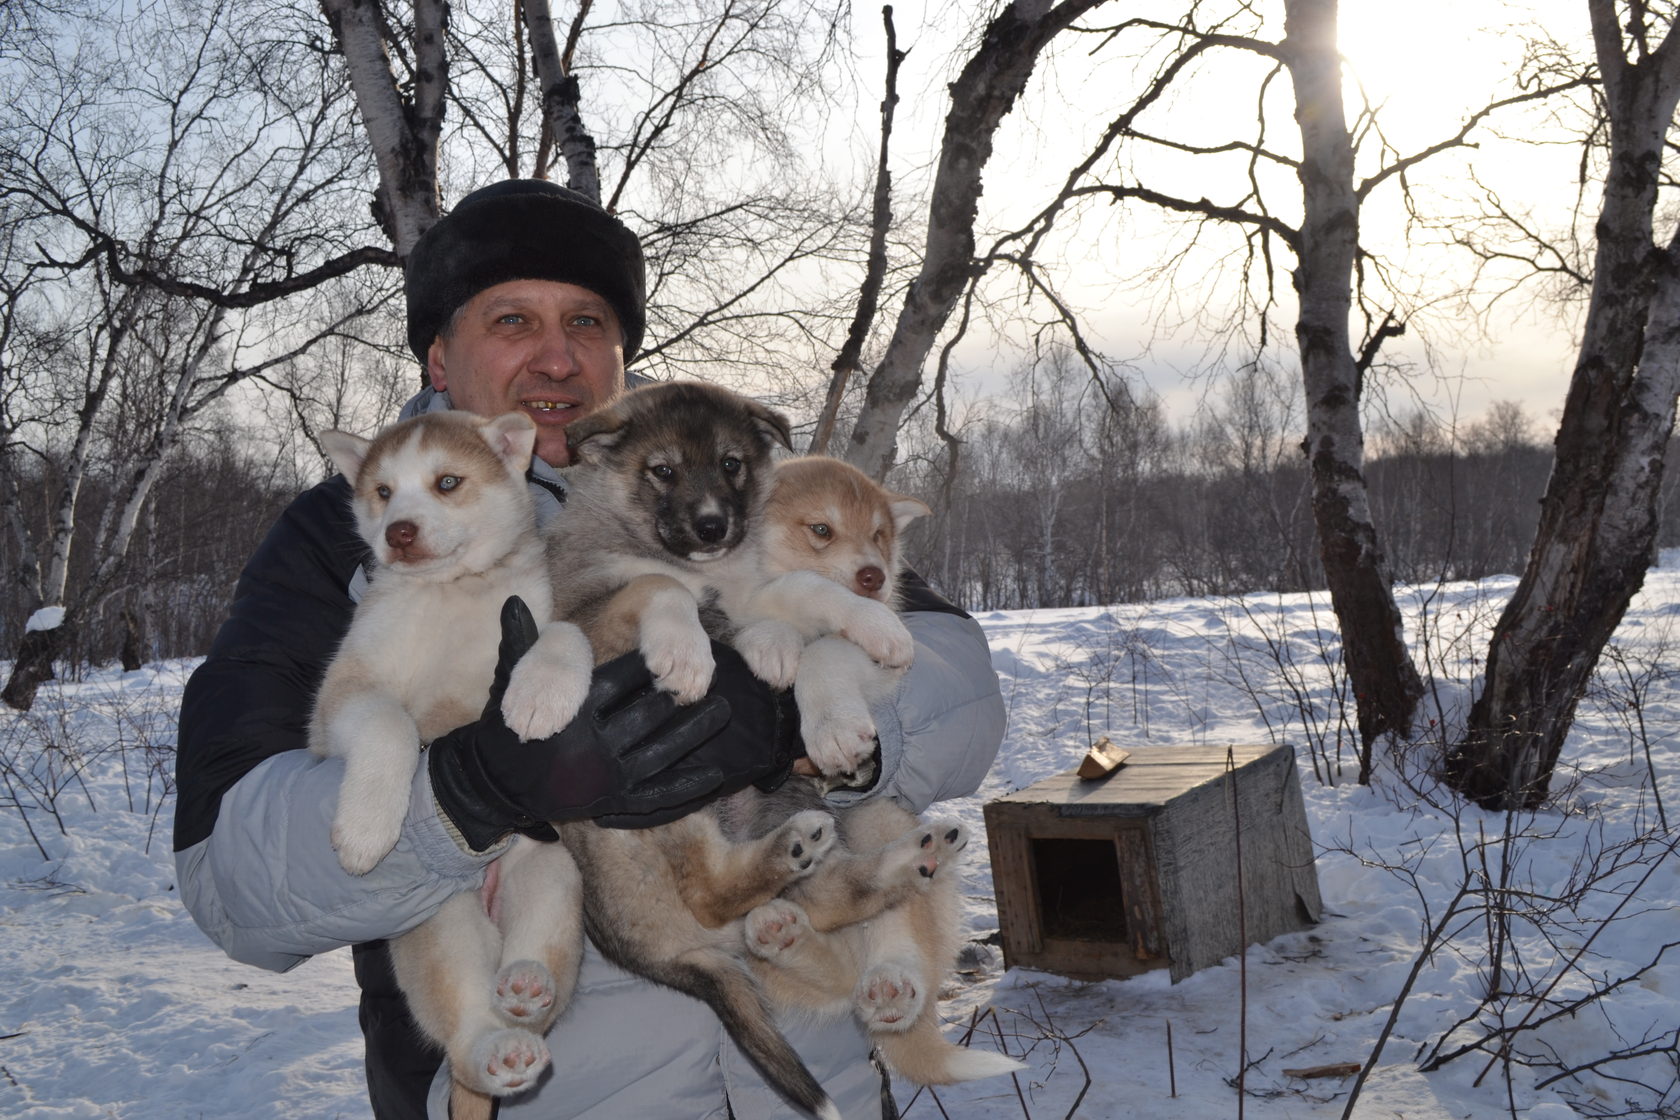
[810,523,831,538]
[437,475,462,492]
[375,485,391,500]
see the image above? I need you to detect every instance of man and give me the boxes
[173,180,1006,1119]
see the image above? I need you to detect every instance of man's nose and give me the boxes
[528,325,581,378]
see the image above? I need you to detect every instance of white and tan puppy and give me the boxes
[736,456,1023,1085]
[733,455,930,775]
[311,410,594,1115]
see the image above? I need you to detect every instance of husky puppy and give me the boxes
[311,410,595,1115]
[547,381,846,1120]
[735,456,1024,1085]
[550,388,1015,1111]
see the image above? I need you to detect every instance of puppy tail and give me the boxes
[876,1016,1026,1085]
[674,954,838,1120]
[448,1083,495,1120]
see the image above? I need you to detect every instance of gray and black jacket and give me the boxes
[172,396,1007,1120]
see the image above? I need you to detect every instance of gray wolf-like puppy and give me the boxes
[546,381,846,1120]
[312,410,593,1113]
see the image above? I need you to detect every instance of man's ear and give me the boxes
[425,337,449,391]
[320,430,372,483]
[482,412,538,472]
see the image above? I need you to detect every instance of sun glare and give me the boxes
[1336,0,1500,144]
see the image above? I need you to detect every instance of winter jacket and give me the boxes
[172,402,1007,1120]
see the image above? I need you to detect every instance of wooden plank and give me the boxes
[1076,736,1131,780]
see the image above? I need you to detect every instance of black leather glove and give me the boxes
[595,641,805,826]
[428,597,802,849]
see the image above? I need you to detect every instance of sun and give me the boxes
[1335,0,1495,143]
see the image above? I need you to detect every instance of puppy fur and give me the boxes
[311,410,595,1119]
[732,456,1024,1084]
[546,381,843,1120]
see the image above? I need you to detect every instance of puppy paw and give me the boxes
[465,1028,550,1096]
[494,959,558,1027]
[856,961,924,1032]
[331,814,399,876]
[916,819,969,879]
[501,623,593,739]
[641,615,714,704]
[776,810,836,877]
[802,702,877,777]
[744,899,810,960]
[734,620,804,689]
[840,602,914,670]
[876,818,968,889]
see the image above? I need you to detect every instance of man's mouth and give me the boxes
[525,400,575,416]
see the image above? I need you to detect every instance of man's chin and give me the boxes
[534,431,573,469]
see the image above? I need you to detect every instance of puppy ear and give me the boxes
[564,407,627,465]
[482,411,538,472]
[747,400,794,451]
[320,430,372,484]
[888,494,931,533]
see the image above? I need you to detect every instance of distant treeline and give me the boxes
[893,386,1680,612]
[6,392,1678,670]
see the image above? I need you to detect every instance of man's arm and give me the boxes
[847,572,1006,813]
[173,479,493,971]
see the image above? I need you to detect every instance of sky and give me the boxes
[837,0,1601,432]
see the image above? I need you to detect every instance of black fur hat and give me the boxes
[404,180,647,364]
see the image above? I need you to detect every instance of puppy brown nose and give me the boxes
[386,521,418,550]
[856,566,885,594]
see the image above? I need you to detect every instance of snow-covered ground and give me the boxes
[3,562,1676,1119]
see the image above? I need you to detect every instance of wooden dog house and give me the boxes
[983,743,1321,982]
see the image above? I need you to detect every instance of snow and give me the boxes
[2,565,1677,1119]
[24,606,65,634]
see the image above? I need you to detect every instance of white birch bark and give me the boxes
[1282,0,1424,755]
[843,0,1110,481]
[1450,0,1680,807]
[522,0,601,202]
[318,0,447,254]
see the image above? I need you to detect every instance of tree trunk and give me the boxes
[2,625,65,711]
[120,606,145,672]
[1282,0,1424,758]
[813,6,903,457]
[318,0,447,256]
[523,0,601,202]
[1448,6,1680,808]
[844,0,1110,481]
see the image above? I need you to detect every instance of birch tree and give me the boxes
[0,0,387,708]
[1447,0,1680,808]
[843,0,1114,480]
[325,0,864,393]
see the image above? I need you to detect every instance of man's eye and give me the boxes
[437,475,462,492]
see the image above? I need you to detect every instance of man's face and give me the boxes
[426,279,627,467]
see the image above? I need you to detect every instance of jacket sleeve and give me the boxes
[172,479,494,972]
[847,573,1005,814]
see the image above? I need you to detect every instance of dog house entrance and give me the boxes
[1031,837,1128,941]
